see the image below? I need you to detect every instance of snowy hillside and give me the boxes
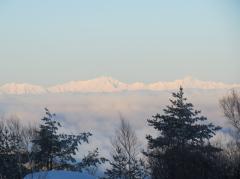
[0,76,239,95]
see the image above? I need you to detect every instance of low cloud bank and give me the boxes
[0,89,232,157]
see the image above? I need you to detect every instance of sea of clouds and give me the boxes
[0,89,235,159]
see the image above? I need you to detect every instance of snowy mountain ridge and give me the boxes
[1,76,240,95]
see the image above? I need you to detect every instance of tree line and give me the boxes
[0,87,240,179]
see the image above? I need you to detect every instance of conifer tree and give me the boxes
[32,108,92,170]
[145,87,221,179]
[104,146,128,178]
[103,119,147,179]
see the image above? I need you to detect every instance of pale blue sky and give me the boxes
[0,0,239,85]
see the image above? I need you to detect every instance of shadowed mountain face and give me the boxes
[0,76,239,95]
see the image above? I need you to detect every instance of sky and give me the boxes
[0,0,239,85]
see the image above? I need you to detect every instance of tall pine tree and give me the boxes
[145,87,221,179]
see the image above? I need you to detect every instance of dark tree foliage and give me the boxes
[78,148,108,175]
[31,108,92,171]
[0,108,106,178]
[104,146,147,179]
[0,122,18,179]
[104,146,128,179]
[145,87,221,179]
[103,119,147,179]
[0,120,29,179]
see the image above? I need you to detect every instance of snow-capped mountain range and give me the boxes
[0,76,239,95]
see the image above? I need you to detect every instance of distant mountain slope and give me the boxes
[1,76,239,95]
[48,76,128,93]
[0,83,46,95]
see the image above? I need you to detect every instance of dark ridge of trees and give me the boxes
[0,118,36,179]
[0,87,240,179]
[0,109,106,179]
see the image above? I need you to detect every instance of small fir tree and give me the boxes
[103,119,147,179]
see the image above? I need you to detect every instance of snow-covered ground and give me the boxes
[24,170,97,179]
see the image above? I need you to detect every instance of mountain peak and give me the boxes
[48,76,127,93]
[0,77,239,95]
[93,76,117,81]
